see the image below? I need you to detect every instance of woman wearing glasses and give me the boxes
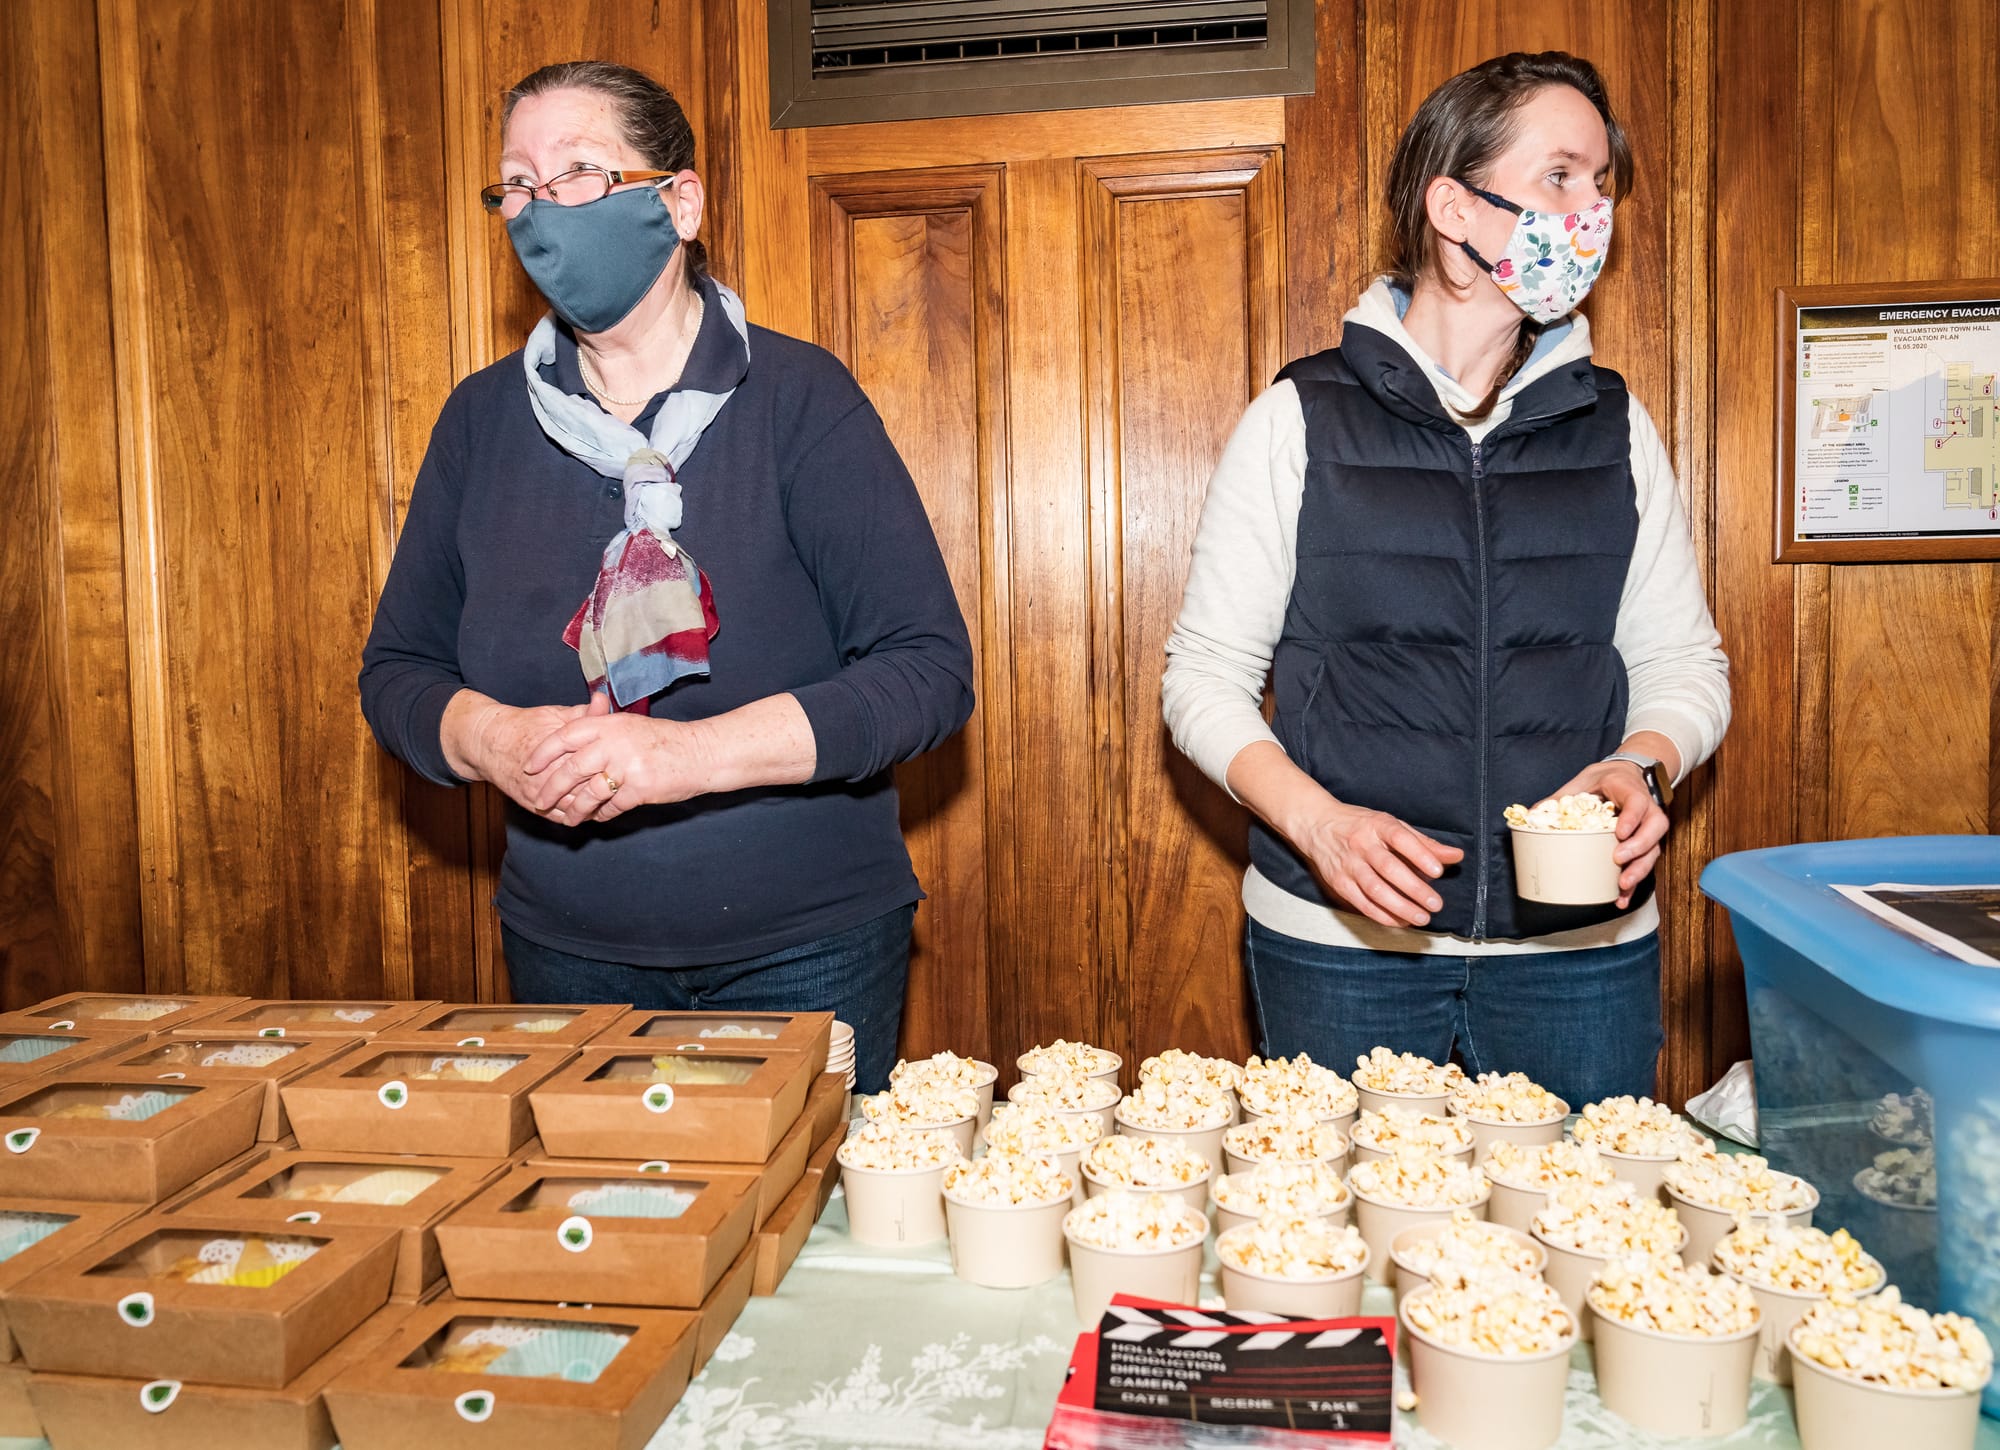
[1163,53,1729,1107]
[360,61,973,1092]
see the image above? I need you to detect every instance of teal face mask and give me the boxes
[506,184,681,334]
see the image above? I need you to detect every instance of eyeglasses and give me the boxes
[481,164,675,219]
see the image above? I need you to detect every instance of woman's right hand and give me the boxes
[441,691,591,815]
[1289,802,1463,929]
[1226,740,1463,929]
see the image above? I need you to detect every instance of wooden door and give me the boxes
[796,102,1289,1074]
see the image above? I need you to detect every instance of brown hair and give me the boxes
[502,60,709,286]
[1382,52,1634,414]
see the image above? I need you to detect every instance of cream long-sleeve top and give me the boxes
[1162,280,1731,955]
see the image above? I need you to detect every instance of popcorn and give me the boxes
[1211,1161,1351,1218]
[1348,1149,1489,1209]
[1223,1113,1347,1166]
[861,1078,978,1128]
[1504,794,1618,832]
[1351,1047,1465,1098]
[1063,1191,1206,1251]
[1403,1262,1576,1355]
[1449,1072,1566,1124]
[1869,1089,1933,1148]
[1138,1049,1242,1096]
[1396,1209,1542,1280]
[1531,1181,1684,1257]
[1856,1146,1936,1208]
[1712,1221,1883,1295]
[1571,1095,1706,1158]
[1218,1215,1369,1279]
[1009,1074,1120,1113]
[1353,1107,1474,1158]
[942,1151,1073,1206]
[1117,1077,1232,1132]
[890,1051,995,1089]
[1084,1134,1211,1190]
[1587,1254,1759,1336]
[1483,1138,1618,1192]
[1662,1146,1816,1214]
[1019,1039,1119,1079]
[983,1102,1104,1155]
[1793,1287,1994,1392]
[836,1121,965,1171]
[1239,1053,1357,1121]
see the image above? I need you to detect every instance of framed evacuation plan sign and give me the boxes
[1777,280,2000,562]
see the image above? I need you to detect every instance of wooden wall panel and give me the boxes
[809,168,1012,1066]
[1081,152,1283,1066]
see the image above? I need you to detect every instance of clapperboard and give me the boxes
[1045,1296,1394,1448]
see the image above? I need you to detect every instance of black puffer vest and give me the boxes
[1250,320,1646,940]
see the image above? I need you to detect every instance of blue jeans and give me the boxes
[1243,919,1663,1108]
[501,905,915,1094]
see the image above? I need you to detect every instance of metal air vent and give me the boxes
[769,0,1314,128]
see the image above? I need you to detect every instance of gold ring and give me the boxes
[602,772,621,794]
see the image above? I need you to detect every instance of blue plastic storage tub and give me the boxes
[1703,836,2000,1417]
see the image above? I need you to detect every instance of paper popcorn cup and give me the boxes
[1007,1082,1116,1141]
[942,1188,1071,1289]
[1532,1226,1691,1343]
[841,1161,950,1248]
[1352,1184,1490,1285]
[1241,1105,1358,1141]
[1595,1146,1684,1204]
[1666,1181,1817,1270]
[1590,1311,1760,1438]
[1352,1085,1452,1119]
[1483,1175,1551,1234]
[1389,1221,1545,1315]
[1509,824,1620,905]
[1719,1262,1886,1385]
[1016,1049,1121,1084]
[1112,1111,1228,1176]
[1217,1243,1368,1319]
[1786,1324,1991,1450]
[1222,1135,1346,1181]
[1352,1139,1473,1169]
[1401,1291,1575,1450]
[1213,1196,1350,1239]
[1448,1105,1567,1160]
[1081,1162,1211,1220]
[1062,1233,1203,1329]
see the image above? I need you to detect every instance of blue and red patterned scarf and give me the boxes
[520,281,750,709]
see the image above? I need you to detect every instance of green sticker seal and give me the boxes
[286,1210,322,1224]
[641,1084,675,1114]
[454,1390,495,1423]
[457,1036,486,1047]
[157,1071,186,1080]
[258,1027,287,1038]
[557,1215,594,1253]
[377,1080,409,1110]
[49,1020,76,1032]
[637,1160,672,1174]
[118,1292,156,1327]
[5,1128,40,1155]
[139,1380,181,1414]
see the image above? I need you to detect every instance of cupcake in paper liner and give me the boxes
[422,1056,517,1083]
[104,1091,187,1122]
[198,1044,298,1069]
[512,1018,572,1034]
[96,1001,183,1022]
[332,1169,447,1207]
[565,1183,696,1220]
[0,1037,73,1065]
[0,1212,72,1262]
[491,1326,630,1383]
[647,1055,757,1087]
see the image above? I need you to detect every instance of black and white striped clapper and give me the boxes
[1091,1303,1394,1435]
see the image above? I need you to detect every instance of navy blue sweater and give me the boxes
[359,286,975,966]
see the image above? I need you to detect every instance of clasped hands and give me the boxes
[451,692,712,827]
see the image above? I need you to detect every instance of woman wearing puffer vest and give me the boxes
[1163,51,1729,1109]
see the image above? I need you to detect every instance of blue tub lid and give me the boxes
[1701,836,2000,1029]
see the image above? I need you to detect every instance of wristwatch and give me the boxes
[1604,752,1673,808]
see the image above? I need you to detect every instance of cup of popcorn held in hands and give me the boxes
[1505,793,1622,905]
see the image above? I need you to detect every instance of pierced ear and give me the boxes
[1424,177,1473,244]
[671,170,706,240]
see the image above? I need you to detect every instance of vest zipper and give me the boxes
[1470,438,1490,941]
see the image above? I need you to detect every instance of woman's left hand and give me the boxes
[1541,760,1670,909]
[521,693,715,825]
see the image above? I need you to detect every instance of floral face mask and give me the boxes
[1456,182,1613,325]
